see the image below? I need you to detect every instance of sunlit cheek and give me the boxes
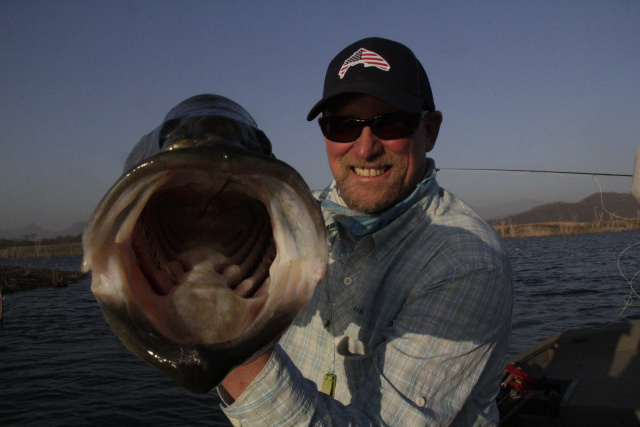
[325,140,352,175]
[384,137,426,187]
[382,137,413,154]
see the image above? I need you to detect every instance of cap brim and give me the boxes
[306,98,329,121]
[306,83,426,121]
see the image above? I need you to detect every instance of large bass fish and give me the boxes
[82,94,327,393]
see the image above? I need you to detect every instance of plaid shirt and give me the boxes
[221,165,513,426]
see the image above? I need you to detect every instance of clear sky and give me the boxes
[1,1,639,231]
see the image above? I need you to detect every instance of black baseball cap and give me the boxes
[306,37,435,121]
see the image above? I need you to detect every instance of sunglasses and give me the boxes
[318,111,425,143]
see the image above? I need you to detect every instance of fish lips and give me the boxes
[95,295,298,393]
[83,144,327,392]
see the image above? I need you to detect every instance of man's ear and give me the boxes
[423,111,442,153]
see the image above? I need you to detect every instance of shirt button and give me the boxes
[416,397,426,407]
[343,277,353,285]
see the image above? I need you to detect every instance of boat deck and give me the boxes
[501,319,640,426]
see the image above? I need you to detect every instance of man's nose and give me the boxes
[353,126,383,160]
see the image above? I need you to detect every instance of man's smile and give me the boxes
[352,166,390,177]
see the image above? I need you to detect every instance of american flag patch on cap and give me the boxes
[338,48,390,79]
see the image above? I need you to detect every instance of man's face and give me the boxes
[323,94,440,213]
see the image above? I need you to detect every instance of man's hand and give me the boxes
[220,347,274,400]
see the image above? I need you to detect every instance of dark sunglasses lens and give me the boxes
[320,117,362,142]
[374,112,419,139]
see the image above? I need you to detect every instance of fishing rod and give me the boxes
[439,168,631,178]
[441,146,640,204]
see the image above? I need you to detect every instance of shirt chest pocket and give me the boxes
[336,336,374,394]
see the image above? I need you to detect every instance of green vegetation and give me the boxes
[0,265,86,294]
[0,234,82,258]
[0,235,85,294]
[493,218,640,239]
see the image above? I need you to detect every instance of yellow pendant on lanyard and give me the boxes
[321,372,336,398]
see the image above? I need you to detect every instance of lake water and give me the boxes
[2,231,640,426]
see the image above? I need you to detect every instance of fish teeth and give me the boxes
[141,216,179,286]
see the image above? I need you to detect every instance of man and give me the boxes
[219,37,513,426]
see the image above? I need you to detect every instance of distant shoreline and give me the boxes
[1,219,639,261]
[492,219,640,239]
[0,221,636,295]
[0,242,83,259]
[0,265,86,294]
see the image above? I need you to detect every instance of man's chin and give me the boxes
[340,188,399,214]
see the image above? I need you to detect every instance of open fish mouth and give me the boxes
[82,95,327,392]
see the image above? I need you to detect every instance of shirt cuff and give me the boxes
[220,344,318,426]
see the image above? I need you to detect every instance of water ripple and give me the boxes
[2,232,640,424]
[1,264,230,426]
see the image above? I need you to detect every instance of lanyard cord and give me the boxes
[320,240,341,398]
[320,277,338,398]
[329,282,336,374]
[326,249,338,375]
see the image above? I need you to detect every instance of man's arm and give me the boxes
[220,348,273,401]
[219,263,512,426]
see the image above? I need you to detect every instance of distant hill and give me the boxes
[491,192,639,225]
[474,199,545,221]
[57,221,87,236]
[0,221,86,240]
